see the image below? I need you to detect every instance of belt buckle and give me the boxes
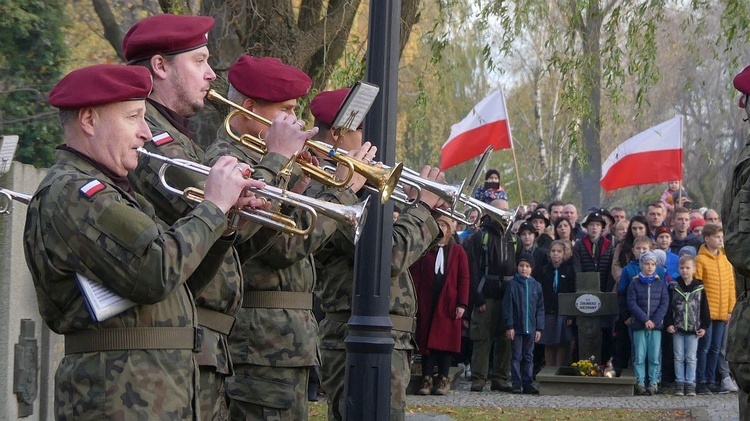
[193,326,203,353]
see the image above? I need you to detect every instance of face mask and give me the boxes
[484,182,500,190]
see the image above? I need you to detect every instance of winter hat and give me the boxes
[640,251,657,266]
[485,169,500,181]
[678,246,697,257]
[652,249,667,267]
[517,253,535,269]
[690,218,706,233]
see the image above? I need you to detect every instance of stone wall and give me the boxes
[0,163,61,420]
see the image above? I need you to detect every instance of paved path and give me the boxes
[405,377,739,420]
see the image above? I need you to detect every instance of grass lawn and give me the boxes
[308,402,693,420]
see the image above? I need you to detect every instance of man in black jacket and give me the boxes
[464,213,517,392]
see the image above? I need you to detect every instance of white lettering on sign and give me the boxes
[575,294,602,314]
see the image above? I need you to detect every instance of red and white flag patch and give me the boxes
[152,132,174,147]
[80,179,106,198]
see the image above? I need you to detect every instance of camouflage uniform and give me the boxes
[206,132,348,420]
[315,196,441,421]
[721,134,750,418]
[128,101,244,420]
[23,147,232,420]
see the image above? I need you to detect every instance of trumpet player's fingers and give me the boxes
[265,112,312,159]
[237,194,270,210]
[205,155,245,213]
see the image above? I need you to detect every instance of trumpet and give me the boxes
[207,89,401,204]
[459,196,520,230]
[138,148,371,243]
[0,188,31,215]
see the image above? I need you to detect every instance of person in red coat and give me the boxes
[410,215,470,395]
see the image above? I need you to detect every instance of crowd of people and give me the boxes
[408,178,740,397]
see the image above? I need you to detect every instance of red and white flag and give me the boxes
[600,116,683,193]
[440,90,512,170]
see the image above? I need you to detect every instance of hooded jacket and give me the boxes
[503,273,545,334]
[695,244,736,321]
[664,277,710,333]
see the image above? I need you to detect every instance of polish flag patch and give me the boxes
[80,179,105,198]
[152,132,174,147]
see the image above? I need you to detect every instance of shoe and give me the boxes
[674,382,684,396]
[696,383,712,395]
[470,378,486,392]
[646,384,658,396]
[522,385,540,395]
[511,386,523,394]
[720,376,739,393]
[417,376,433,395]
[490,380,513,392]
[465,364,471,378]
[685,383,696,397]
[432,376,450,395]
[635,384,647,396]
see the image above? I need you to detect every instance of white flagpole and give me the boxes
[502,90,525,206]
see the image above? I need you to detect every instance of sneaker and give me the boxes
[417,376,433,395]
[522,385,540,395]
[696,383,712,395]
[720,376,739,393]
[432,376,450,395]
[490,380,514,392]
[465,364,471,378]
[470,378,486,392]
[685,383,696,397]
[674,382,685,396]
[635,384,647,396]
[511,386,523,394]
[646,384,658,396]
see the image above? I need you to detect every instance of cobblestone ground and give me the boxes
[406,377,739,421]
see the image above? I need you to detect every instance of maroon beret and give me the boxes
[310,88,350,126]
[49,65,152,109]
[228,55,311,102]
[122,14,215,63]
[735,66,750,108]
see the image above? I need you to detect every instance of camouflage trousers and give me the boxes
[319,346,411,421]
[225,364,308,421]
[470,298,512,384]
[728,295,750,420]
[199,367,229,421]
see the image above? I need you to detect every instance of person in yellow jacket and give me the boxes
[694,223,736,394]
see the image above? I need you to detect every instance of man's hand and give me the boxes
[402,165,447,210]
[204,156,266,214]
[264,113,318,159]
[336,142,377,193]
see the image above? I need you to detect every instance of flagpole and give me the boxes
[679,114,684,205]
[502,90,525,205]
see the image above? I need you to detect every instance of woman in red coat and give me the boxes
[410,216,470,395]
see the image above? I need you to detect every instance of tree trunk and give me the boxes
[579,3,603,210]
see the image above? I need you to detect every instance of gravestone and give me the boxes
[558,272,618,363]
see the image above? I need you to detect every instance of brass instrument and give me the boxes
[0,188,31,215]
[460,197,519,230]
[207,89,401,205]
[138,148,371,243]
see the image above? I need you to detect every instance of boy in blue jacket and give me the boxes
[627,251,670,395]
[504,254,544,394]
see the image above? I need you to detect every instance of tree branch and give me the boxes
[92,0,124,61]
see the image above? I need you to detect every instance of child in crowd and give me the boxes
[536,241,576,367]
[654,227,679,282]
[515,221,549,269]
[473,169,508,204]
[504,254,544,394]
[660,180,689,213]
[665,255,709,397]
[628,252,670,395]
[695,223,736,395]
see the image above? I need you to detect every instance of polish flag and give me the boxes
[440,90,512,170]
[600,116,683,193]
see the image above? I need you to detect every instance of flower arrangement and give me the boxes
[570,356,601,377]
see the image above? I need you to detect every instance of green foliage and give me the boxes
[0,0,69,168]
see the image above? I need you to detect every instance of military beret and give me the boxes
[228,55,312,102]
[310,88,351,126]
[122,14,215,63]
[49,65,152,109]
[734,66,750,107]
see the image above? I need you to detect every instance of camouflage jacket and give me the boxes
[127,102,243,375]
[206,131,350,367]
[316,203,441,350]
[723,134,750,295]
[23,148,232,419]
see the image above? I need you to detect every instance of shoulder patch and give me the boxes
[80,179,106,198]
[152,132,174,147]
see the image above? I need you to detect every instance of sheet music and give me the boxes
[332,82,380,131]
[76,273,137,322]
